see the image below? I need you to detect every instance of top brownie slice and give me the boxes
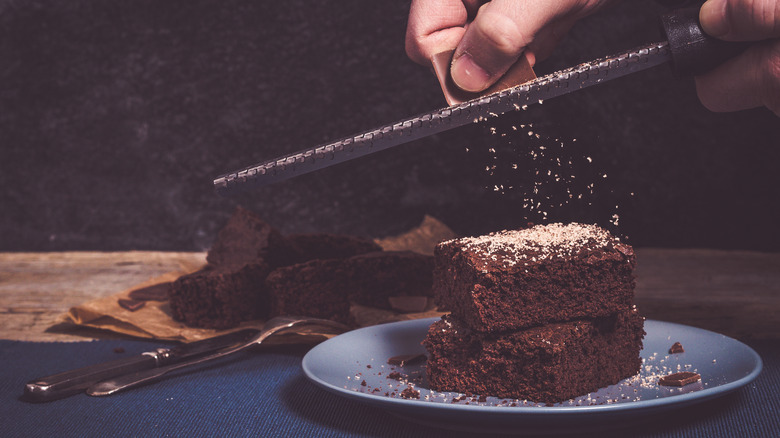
[434,223,636,333]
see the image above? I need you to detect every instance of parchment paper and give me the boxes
[62,215,455,343]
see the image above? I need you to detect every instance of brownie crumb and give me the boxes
[360,380,367,387]
[669,342,685,354]
[658,371,701,387]
[118,298,145,311]
[400,386,420,399]
[387,371,402,380]
[113,347,125,354]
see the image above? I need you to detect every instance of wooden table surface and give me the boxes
[0,249,778,342]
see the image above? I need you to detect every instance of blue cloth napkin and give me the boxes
[1,338,778,438]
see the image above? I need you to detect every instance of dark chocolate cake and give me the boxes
[206,206,290,267]
[170,206,390,329]
[433,222,636,333]
[169,262,271,329]
[424,310,644,403]
[284,233,383,265]
[424,222,644,403]
[265,251,433,325]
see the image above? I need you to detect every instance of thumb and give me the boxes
[699,0,780,41]
[450,1,541,92]
[449,0,600,92]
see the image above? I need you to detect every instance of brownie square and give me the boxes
[423,309,645,403]
[206,206,290,267]
[169,262,271,329]
[434,223,636,332]
[284,233,382,264]
[265,251,433,325]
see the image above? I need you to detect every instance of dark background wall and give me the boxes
[2,0,778,252]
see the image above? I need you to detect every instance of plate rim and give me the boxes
[302,317,763,416]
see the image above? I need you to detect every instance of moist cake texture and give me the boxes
[206,206,289,267]
[169,262,271,329]
[423,310,645,403]
[425,222,644,403]
[266,251,433,325]
[433,222,636,332]
[284,233,383,265]
[172,206,390,329]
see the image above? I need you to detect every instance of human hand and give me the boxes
[696,0,780,115]
[405,0,615,93]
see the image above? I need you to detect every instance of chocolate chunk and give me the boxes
[387,353,426,367]
[387,296,429,313]
[658,371,701,387]
[400,386,420,399]
[118,298,145,312]
[128,282,172,301]
[669,342,685,354]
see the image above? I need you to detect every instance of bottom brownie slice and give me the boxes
[423,309,644,403]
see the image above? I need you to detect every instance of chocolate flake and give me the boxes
[400,386,420,399]
[668,342,685,354]
[658,371,700,387]
[387,353,426,367]
[118,298,146,312]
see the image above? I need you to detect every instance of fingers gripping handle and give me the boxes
[660,6,748,76]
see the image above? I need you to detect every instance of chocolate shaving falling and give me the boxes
[658,371,701,387]
[669,342,685,354]
[118,298,146,312]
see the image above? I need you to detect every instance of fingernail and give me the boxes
[699,0,729,37]
[451,53,491,92]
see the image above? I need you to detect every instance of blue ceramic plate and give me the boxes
[302,318,762,434]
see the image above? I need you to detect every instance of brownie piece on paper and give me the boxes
[169,262,271,329]
[284,233,382,264]
[206,206,291,267]
[265,251,433,325]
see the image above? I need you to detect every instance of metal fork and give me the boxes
[86,316,349,396]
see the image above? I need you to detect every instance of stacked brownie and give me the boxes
[423,223,645,403]
[169,206,433,328]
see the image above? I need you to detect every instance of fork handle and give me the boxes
[86,337,259,396]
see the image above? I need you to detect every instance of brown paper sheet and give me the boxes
[62,215,456,343]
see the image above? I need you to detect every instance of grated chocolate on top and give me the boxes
[444,223,619,268]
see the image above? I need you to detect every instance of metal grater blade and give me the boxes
[214,41,671,194]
